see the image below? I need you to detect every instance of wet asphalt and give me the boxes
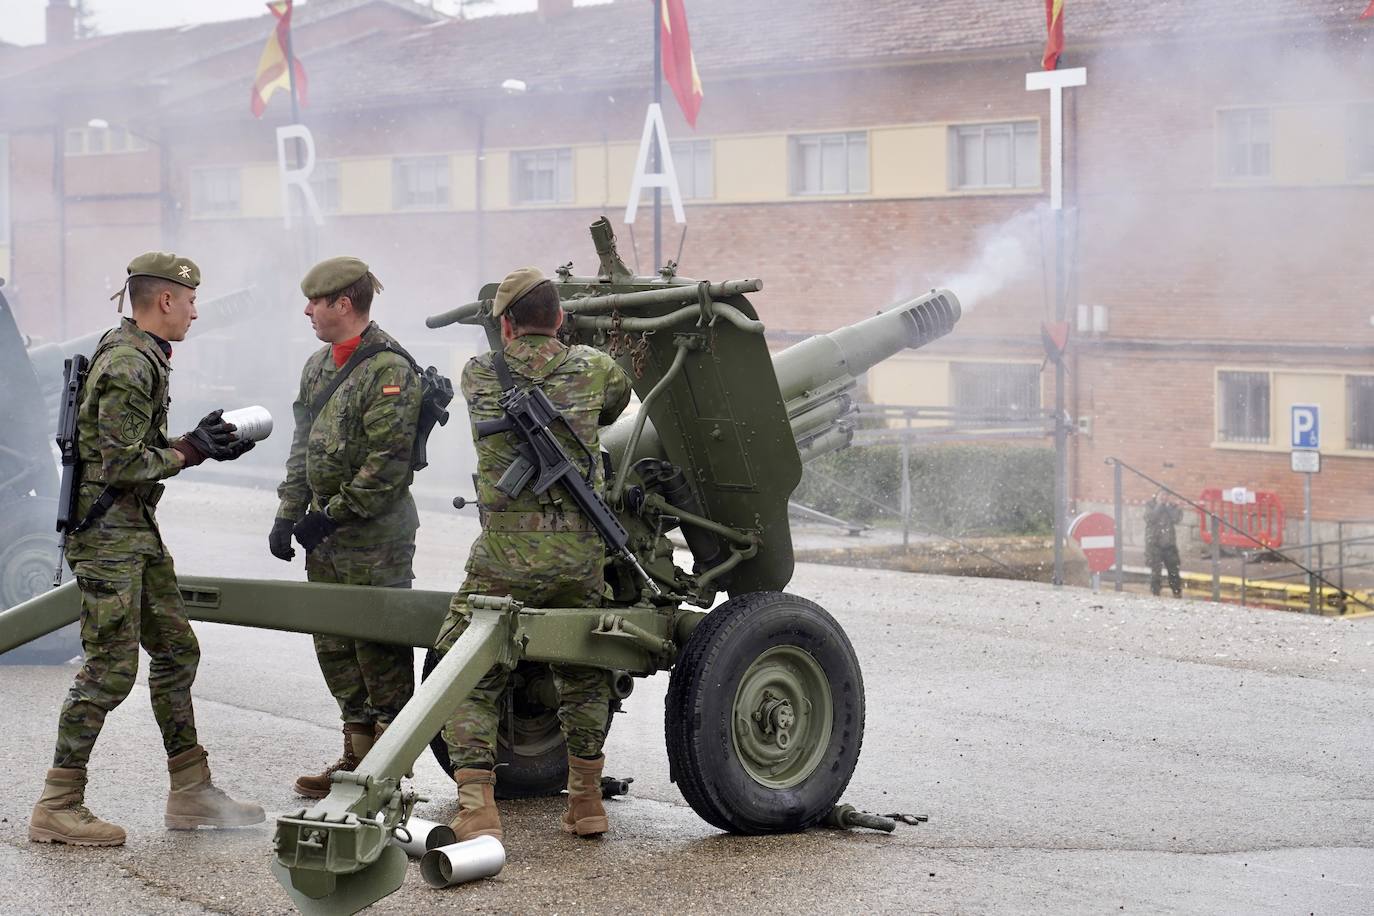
[1,482,1371,915]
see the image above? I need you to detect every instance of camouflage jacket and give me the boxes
[69,317,183,556]
[276,322,421,547]
[463,334,632,528]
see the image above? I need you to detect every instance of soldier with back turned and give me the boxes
[433,266,632,843]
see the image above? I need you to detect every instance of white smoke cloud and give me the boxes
[934,204,1048,312]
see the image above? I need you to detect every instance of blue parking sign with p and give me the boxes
[1291,404,1319,449]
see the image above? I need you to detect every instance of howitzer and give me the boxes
[0,220,960,914]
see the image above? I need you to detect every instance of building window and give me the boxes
[64,125,149,156]
[1349,376,1374,450]
[1217,371,1270,443]
[189,167,241,217]
[511,148,573,205]
[950,362,1041,415]
[950,122,1040,189]
[789,131,868,195]
[1217,108,1271,180]
[392,156,450,210]
[669,139,713,200]
[1348,103,1374,179]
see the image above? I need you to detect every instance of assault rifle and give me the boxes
[52,354,88,585]
[474,354,662,597]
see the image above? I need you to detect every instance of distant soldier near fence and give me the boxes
[1145,492,1184,599]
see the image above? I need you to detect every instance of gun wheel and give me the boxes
[1,497,80,666]
[421,655,570,798]
[665,591,865,834]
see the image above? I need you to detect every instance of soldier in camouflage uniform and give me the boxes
[29,252,264,848]
[434,266,632,842]
[1145,492,1184,598]
[269,257,423,798]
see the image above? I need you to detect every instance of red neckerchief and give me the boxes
[331,334,363,368]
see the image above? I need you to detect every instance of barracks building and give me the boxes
[1,0,1372,539]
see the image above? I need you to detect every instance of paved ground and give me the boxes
[1,482,1372,915]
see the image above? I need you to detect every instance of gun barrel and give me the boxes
[773,288,960,403]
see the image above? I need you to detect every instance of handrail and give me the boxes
[1105,457,1373,614]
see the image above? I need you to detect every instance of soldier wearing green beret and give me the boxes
[30,252,264,848]
[433,266,632,842]
[272,256,424,797]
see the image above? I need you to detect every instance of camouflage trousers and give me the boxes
[437,530,611,769]
[53,548,199,769]
[306,538,417,727]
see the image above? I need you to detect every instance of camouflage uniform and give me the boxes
[277,321,422,727]
[54,318,199,769]
[437,333,632,768]
[1145,498,1184,598]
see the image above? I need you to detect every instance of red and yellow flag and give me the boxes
[1042,0,1065,70]
[250,0,308,118]
[661,0,703,128]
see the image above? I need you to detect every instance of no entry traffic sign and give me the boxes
[1069,511,1117,575]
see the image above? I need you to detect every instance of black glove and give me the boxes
[269,517,297,561]
[292,510,337,552]
[177,409,252,463]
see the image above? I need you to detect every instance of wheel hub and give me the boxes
[731,646,833,789]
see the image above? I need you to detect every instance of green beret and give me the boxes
[128,251,200,289]
[492,266,549,318]
[301,256,370,299]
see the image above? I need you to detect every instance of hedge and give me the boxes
[792,443,1054,536]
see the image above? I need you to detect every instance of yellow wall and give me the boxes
[1272,105,1345,185]
[869,356,949,407]
[715,135,789,202]
[451,153,477,211]
[871,125,948,198]
[339,159,392,214]
[483,151,509,211]
[239,163,281,219]
[573,146,607,208]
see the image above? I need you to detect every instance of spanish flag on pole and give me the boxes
[1042,0,1065,71]
[661,0,703,128]
[250,0,308,118]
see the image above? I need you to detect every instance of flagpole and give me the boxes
[1050,53,1067,589]
[652,0,662,273]
[283,1,301,126]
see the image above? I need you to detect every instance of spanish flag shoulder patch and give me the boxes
[382,384,401,395]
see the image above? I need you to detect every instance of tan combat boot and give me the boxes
[450,768,503,842]
[561,754,608,837]
[294,723,374,799]
[165,745,265,829]
[28,767,126,846]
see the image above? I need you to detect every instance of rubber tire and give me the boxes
[665,591,865,834]
[0,497,82,666]
[421,653,571,799]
